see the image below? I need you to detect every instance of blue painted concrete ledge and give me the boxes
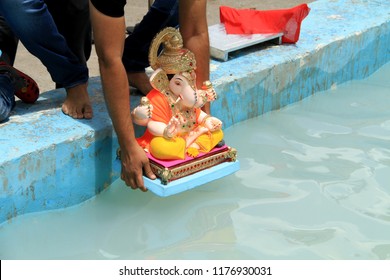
[1,0,389,223]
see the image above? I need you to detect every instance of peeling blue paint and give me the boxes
[1,0,389,223]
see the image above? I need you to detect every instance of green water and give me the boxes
[1,63,389,260]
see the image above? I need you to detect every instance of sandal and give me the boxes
[0,62,39,103]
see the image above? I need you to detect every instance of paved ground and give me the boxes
[13,0,314,93]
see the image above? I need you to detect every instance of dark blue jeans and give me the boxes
[0,0,88,89]
[44,0,91,66]
[0,75,15,123]
[123,0,179,73]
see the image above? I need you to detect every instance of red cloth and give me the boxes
[220,4,310,43]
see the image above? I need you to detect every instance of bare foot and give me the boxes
[127,72,152,95]
[62,83,93,119]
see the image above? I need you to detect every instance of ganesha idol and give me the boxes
[132,27,224,161]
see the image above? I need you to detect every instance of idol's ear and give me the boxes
[149,68,169,93]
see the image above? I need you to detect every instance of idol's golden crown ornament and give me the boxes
[148,27,196,74]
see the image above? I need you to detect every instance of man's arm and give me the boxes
[179,0,211,114]
[89,1,155,191]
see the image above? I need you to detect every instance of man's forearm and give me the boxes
[89,2,137,150]
[179,0,209,88]
[99,59,138,150]
[179,0,210,113]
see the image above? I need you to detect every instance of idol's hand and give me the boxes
[203,81,217,102]
[164,116,180,139]
[204,116,222,132]
[133,97,153,120]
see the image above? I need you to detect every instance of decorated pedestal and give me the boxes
[144,145,239,196]
[148,145,237,184]
[116,145,239,197]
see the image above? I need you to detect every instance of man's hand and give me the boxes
[120,144,156,192]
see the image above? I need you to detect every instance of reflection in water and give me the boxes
[1,64,390,260]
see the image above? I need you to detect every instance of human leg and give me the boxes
[123,0,179,95]
[0,75,15,123]
[0,16,18,65]
[0,62,39,103]
[0,59,41,121]
[62,82,92,119]
[45,0,91,66]
[0,0,92,119]
[44,0,94,119]
[0,0,88,87]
